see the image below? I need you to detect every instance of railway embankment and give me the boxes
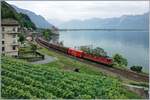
[35,38,149,83]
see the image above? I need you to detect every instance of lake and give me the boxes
[58,30,149,72]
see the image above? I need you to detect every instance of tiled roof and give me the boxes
[1,18,19,26]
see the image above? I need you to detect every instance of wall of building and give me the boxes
[2,26,19,56]
[2,26,19,33]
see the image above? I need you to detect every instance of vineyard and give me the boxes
[1,56,140,99]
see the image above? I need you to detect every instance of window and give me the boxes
[2,27,5,31]
[2,47,5,51]
[13,40,16,44]
[13,34,16,38]
[17,27,19,32]
[12,46,16,50]
[2,41,4,45]
[13,27,16,31]
[2,34,4,39]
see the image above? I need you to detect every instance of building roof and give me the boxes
[1,19,19,26]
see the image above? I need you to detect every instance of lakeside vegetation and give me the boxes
[79,46,144,73]
[42,29,56,41]
[80,46,107,57]
[1,56,141,99]
[112,53,128,68]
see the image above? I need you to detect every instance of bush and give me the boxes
[112,54,128,67]
[30,43,37,55]
[42,29,55,41]
[18,34,25,44]
[130,66,142,72]
[80,46,107,57]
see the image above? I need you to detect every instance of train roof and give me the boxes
[68,48,84,53]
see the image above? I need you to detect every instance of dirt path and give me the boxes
[31,54,57,64]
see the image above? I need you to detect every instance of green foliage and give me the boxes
[42,29,55,41]
[18,13,36,30]
[18,34,25,44]
[1,1,18,20]
[1,56,138,99]
[112,54,128,67]
[1,1,36,29]
[80,46,107,57]
[130,66,142,72]
[30,44,37,54]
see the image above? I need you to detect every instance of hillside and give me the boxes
[1,1,36,29]
[1,56,140,99]
[58,13,149,30]
[12,5,54,29]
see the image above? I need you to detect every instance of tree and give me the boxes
[30,44,37,55]
[59,41,64,46]
[2,1,36,30]
[92,47,107,57]
[112,53,128,67]
[18,34,25,44]
[42,29,55,41]
[80,46,107,57]
[80,46,91,54]
[130,66,142,72]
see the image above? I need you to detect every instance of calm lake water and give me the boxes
[58,30,149,72]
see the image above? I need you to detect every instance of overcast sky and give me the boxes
[7,1,149,22]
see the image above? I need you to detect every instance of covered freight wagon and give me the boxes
[68,48,84,58]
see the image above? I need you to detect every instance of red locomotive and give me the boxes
[36,38,113,66]
[83,53,112,65]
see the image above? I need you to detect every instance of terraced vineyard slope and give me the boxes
[1,56,140,99]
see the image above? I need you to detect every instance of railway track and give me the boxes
[36,39,149,83]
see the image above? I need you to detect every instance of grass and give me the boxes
[1,56,141,99]
[38,46,108,76]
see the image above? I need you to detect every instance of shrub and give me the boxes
[18,34,25,44]
[112,54,128,67]
[130,66,142,72]
[42,29,55,41]
[80,46,107,57]
[30,44,37,55]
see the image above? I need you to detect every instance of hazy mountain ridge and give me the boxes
[2,1,36,29]
[12,5,54,29]
[58,12,149,29]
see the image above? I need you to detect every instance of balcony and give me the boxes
[11,42,19,46]
[2,38,5,41]
[4,50,18,54]
[2,30,19,34]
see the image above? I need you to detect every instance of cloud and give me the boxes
[7,1,149,21]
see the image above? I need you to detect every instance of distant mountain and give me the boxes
[59,13,149,30]
[48,19,65,28]
[12,5,54,29]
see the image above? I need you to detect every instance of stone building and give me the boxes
[1,19,20,57]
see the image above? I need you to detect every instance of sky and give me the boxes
[7,1,149,22]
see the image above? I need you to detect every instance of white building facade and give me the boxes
[1,19,20,57]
